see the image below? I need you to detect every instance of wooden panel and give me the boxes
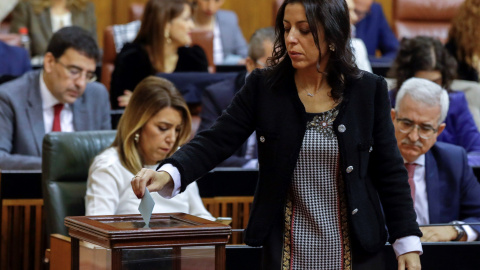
[223,0,274,42]
[0,199,44,270]
[203,196,254,244]
[377,0,394,26]
[90,0,114,49]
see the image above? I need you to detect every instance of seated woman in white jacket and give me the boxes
[85,76,213,220]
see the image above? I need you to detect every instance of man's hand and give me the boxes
[130,168,173,198]
[398,252,421,270]
[117,90,133,107]
[420,226,464,242]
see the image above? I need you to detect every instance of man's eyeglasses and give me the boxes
[56,60,97,82]
[396,117,438,139]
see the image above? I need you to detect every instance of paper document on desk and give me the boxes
[138,187,155,227]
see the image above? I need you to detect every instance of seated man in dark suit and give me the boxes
[354,0,398,61]
[0,40,31,82]
[0,26,111,170]
[391,77,480,242]
[198,27,274,167]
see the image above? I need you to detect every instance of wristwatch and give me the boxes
[451,221,466,241]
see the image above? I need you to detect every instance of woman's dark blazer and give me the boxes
[161,69,421,253]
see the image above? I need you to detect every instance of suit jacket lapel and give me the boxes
[425,150,442,223]
[26,72,46,154]
[72,94,87,131]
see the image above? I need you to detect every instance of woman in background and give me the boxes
[389,36,480,156]
[445,0,480,82]
[86,76,213,221]
[110,0,208,109]
[10,0,97,57]
[192,0,247,64]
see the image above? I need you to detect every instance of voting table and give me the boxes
[65,213,231,269]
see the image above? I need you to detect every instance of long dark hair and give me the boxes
[134,0,191,72]
[267,0,360,101]
[388,36,457,95]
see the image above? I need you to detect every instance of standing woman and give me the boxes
[10,0,97,57]
[110,0,208,109]
[132,0,422,269]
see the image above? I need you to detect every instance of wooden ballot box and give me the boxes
[64,213,231,270]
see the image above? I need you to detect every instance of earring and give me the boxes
[134,133,139,143]
[165,31,172,44]
[329,44,335,52]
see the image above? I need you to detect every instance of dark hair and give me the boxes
[134,0,191,72]
[268,0,360,101]
[388,36,457,94]
[46,26,99,62]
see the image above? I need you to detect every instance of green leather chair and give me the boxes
[42,130,116,242]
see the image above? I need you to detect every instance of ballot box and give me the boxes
[65,213,231,270]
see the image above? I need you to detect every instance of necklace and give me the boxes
[304,88,317,97]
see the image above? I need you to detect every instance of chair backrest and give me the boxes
[101,26,116,92]
[42,130,116,239]
[393,0,463,43]
[190,30,215,73]
[129,3,145,22]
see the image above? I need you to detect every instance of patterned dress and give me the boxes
[282,107,351,269]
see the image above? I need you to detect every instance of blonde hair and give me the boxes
[112,76,192,174]
[134,0,191,72]
[31,0,89,14]
[448,0,480,67]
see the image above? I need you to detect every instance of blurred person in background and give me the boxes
[445,0,480,82]
[198,26,275,168]
[0,40,31,82]
[346,0,371,72]
[191,0,247,64]
[110,0,208,110]
[353,0,399,62]
[10,0,97,58]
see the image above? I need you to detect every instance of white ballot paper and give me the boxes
[138,187,155,228]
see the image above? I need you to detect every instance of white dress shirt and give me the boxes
[351,38,372,73]
[85,147,214,220]
[39,71,74,133]
[408,155,478,241]
[213,21,224,65]
[50,12,72,33]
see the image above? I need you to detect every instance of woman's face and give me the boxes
[283,3,328,71]
[138,107,183,165]
[169,4,195,47]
